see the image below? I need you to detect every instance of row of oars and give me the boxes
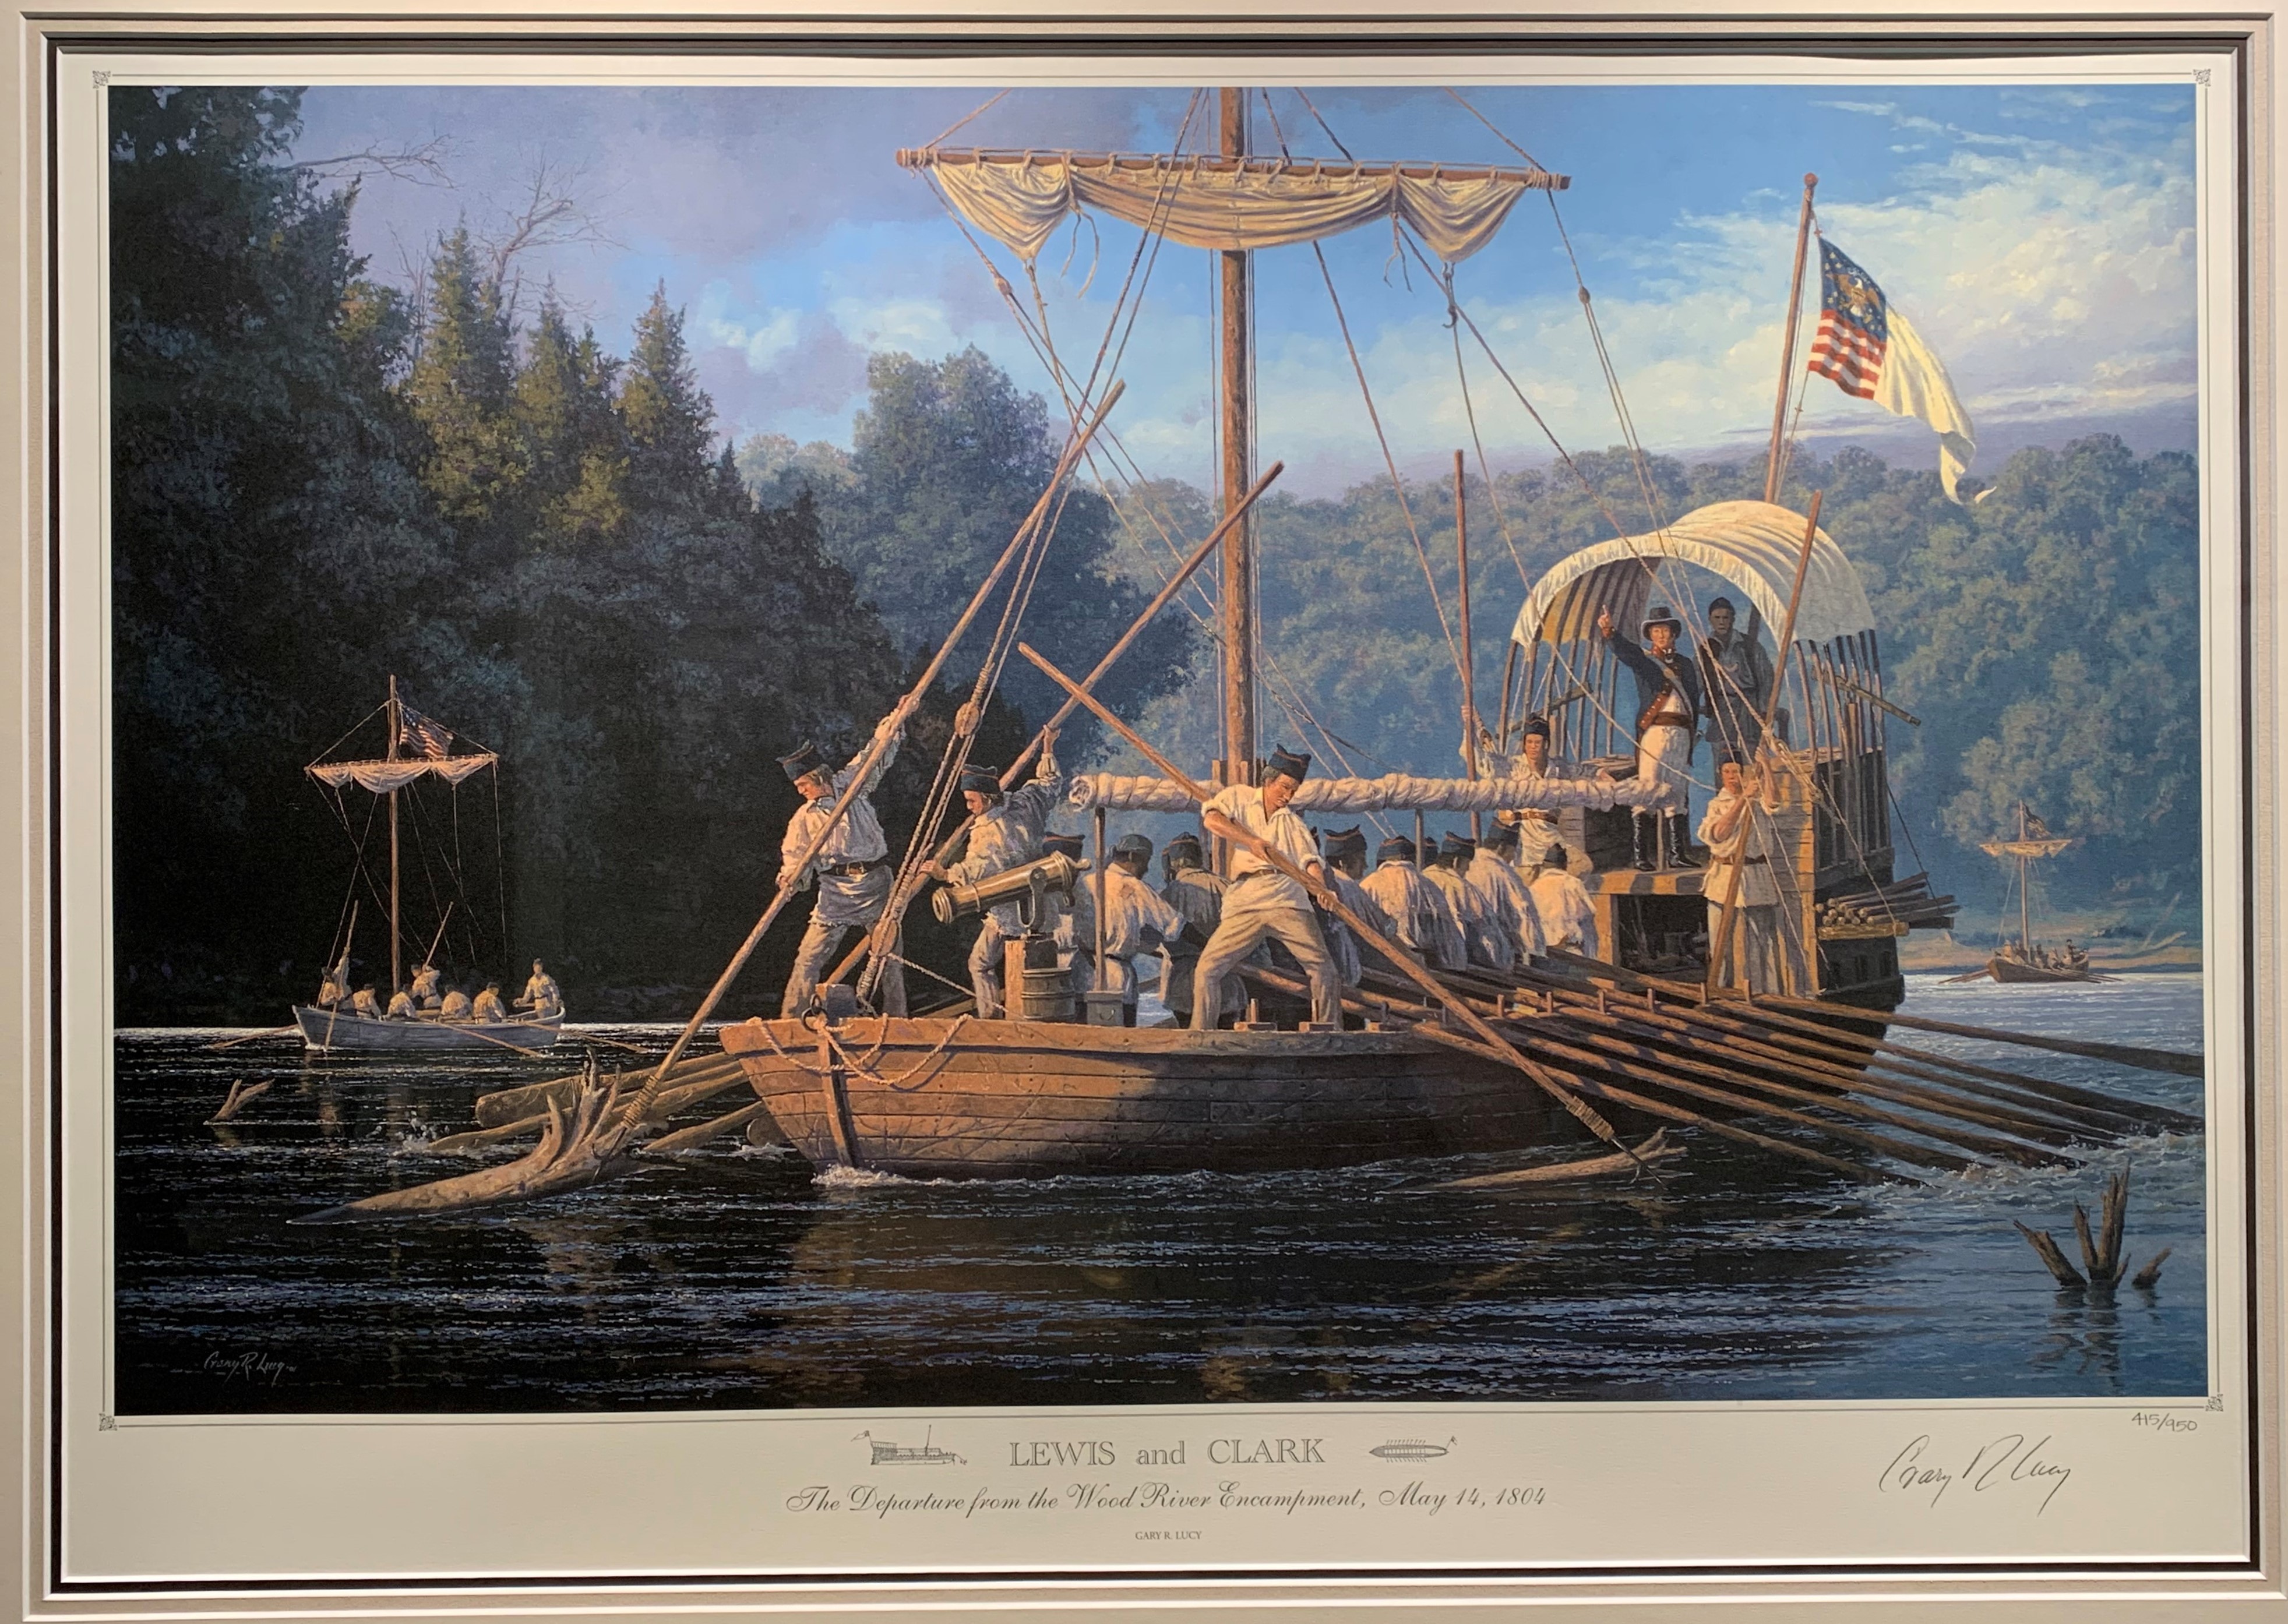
[1239,948,2197,1185]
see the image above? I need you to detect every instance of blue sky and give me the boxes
[292,80,2198,496]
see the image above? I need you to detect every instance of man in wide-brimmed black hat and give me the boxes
[1596,602,1705,871]
[1191,746,1341,1028]
[775,703,911,1017]
[921,735,1064,1018]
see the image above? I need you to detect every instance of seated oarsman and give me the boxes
[1472,824,1546,962]
[471,982,509,1023]
[385,987,417,1019]
[409,960,442,1010]
[349,984,384,1021]
[1157,831,1227,1026]
[1193,746,1342,1030]
[925,739,1064,1019]
[777,709,908,1019]
[1427,832,1510,973]
[1069,834,1184,1023]
[438,985,474,1021]
[516,959,563,1021]
[1527,842,1602,961]
[1317,825,1391,987]
[1360,835,1466,970]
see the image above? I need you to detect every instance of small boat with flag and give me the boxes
[1961,803,2107,985]
[294,677,565,1053]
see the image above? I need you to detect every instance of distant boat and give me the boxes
[1972,803,2104,985]
[295,677,563,1052]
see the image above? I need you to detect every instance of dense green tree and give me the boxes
[110,84,461,1016]
[818,349,1199,757]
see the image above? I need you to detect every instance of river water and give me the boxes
[112,974,2209,1415]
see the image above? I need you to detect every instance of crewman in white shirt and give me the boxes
[1191,746,1342,1029]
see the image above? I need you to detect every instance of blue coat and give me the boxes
[1608,634,1704,759]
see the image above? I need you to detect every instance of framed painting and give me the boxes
[2,0,2281,1617]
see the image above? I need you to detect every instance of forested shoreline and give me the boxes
[111,87,2201,1023]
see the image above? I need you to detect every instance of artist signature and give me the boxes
[1880,1432,2072,1515]
[202,1349,295,1387]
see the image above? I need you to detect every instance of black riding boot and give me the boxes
[1665,813,1701,869]
[1631,814,1656,872]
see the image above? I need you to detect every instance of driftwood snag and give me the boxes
[2015,1168,2167,1293]
[205,1079,272,1125]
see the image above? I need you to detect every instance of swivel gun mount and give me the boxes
[930,853,1082,931]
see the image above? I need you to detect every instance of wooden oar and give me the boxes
[1789,1000,2205,1079]
[1020,642,1645,1169]
[641,1101,777,1156]
[203,1025,301,1051]
[1263,969,1898,1185]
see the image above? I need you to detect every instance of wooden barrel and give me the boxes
[1017,966,1076,1022]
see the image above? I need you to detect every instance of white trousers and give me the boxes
[784,909,907,1016]
[1637,722,1694,815]
[1190,878,1341,1029]
[1708,902,1782,994]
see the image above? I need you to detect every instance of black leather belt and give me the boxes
[820,858,888,878]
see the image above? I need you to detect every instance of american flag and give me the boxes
[1806,239,1889,401]
[397,703,454,761]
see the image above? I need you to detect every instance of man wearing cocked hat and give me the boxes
[776,705,911,1017]
[1191,747,1342,1029]
[922,736,1063,1018]
[1597,602,1705,871]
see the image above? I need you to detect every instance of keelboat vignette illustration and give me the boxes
[111,75,2210,1413]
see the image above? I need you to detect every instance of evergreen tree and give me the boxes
[620,284,714,509]
[404,227,521,540]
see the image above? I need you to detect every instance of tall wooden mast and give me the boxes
[385,674,403,995]
[1218,87,1257,786]
[1763,174,1818,505]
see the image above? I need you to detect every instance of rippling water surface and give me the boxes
[114,975,2209,1414]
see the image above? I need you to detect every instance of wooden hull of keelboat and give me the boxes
[293,1004,565,1053]
[717,1016,1568,1178]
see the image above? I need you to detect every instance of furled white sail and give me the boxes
[308,755,496,793]
[902,149,1565,265]
[1069,771,1665,815]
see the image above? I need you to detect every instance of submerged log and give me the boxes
[1436,1131,1682,1190]
[295,1057,641,1222]
[2014,1167,2169,1293]
[205,1079,272,1125]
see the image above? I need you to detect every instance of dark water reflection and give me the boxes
[114,975,2209,1414]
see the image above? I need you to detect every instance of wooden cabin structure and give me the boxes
[1503,499,1930,1009]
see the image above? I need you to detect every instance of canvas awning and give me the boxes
[902,147,1566,265]
[308,755,496,793]
[1511,500,1876,651]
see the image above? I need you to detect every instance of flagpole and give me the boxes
[1764,174,1818,505]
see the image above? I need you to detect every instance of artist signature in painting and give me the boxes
[202,1349,295,1387]
[1880,1433,2072,1515]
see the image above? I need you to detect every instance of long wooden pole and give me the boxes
[1455,450,1480,841]
[1764,174,1818,504]
[836,462,1285,990]
[1015,641,1640,1166]
[1707,492,1822,991]
[386,675,402,995]
[612,382,1127,1134]
[1219,87,1257,797]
